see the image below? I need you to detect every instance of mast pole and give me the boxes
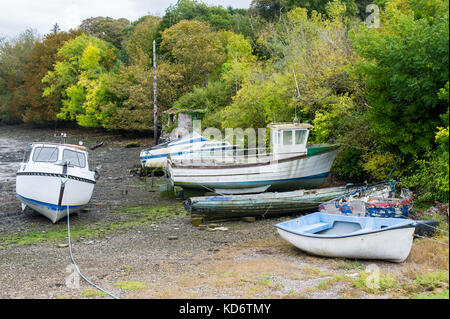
[153,40,158,145]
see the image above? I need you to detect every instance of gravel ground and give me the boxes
[0,125,445,299]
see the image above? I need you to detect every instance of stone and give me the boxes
[191,217,204,227]
[241,216,256,223]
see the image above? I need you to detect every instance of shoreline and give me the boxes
[0,125,448,299]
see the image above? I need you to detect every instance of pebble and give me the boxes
[167,236,178,240]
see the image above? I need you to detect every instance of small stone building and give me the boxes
[160,109,206,141]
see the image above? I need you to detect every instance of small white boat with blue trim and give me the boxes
[275,212,416,262]
[16,134,99,223]
[167,122,339,194]
[140,131,236,169]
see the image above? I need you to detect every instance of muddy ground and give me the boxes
[0,125,448,299]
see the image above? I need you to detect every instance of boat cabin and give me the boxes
[23,143,89,169]
[268,122,312,158]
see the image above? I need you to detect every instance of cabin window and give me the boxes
[294,130,307,145]
[32,147,59,162]
[62,149,86,168]
[283,130,293,145]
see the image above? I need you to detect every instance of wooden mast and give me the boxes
[153,40,158,145]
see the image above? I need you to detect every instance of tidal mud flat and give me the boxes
[0,125,448,299]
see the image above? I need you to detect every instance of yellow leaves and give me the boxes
[80,44,101,70]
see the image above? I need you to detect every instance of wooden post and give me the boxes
[153,40,158,145]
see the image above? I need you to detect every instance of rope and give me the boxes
[414,234,449,246]
[414,220,449,234]
[61,172,119,299]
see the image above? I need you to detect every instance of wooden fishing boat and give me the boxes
[275,212,416,262]
[140,131,235,169]
[185,185,359,221]
[168,122,339,194]
[16,134,99,223]
[319,181,414,218]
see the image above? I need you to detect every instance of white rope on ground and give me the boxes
[413,234,449,246]
[61,170,119,299]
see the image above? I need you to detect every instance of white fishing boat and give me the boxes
[275,212,416,262]
[16,134,99,223]
[167,122,339,194]
[140,131,236,169]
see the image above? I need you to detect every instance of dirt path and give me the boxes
[0,125,447,299]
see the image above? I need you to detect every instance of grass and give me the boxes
[414,271,449,290]
[0,204,185,249]
[114,281,147,291]
[351,271,400,294]
[81,289,107,297]
[412,289,449,299]
[316,274,348,290]
[337,261,364,271]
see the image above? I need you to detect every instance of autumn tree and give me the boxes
[161,20,226,87]
[123,15,161,65]
[79,16,130,49]
[42,34,117,127]
[0,29,40,123]
[22,30,81,125]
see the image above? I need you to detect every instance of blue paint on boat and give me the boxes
[17,194,83,212]
[178,172,330,189]
[141,145,237,161]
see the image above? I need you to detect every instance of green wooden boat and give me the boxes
[184,185,358,221]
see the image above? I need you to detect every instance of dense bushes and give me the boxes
[0,0,448,201]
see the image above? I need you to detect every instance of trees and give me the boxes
[161,20,226,87]
[351,0,449,156]
[0,29,40,123]
[22,31,80,125]
[42,34,117,127]
[78,16,130,49]
[123,16,161,65]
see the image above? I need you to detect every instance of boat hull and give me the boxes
[275,213,415,262]
[277,226,415,262]
[185,186,357,221]
[169,148,338,194]
[16,171,95,223]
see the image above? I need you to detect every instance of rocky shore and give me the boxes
[0,125,448,299]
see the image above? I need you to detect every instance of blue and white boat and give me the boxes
[16,136,99,223]
[275,212,416,262]
[140,132,236,169]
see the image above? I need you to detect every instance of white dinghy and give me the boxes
[16,135,99,223]
[275,212,416,262]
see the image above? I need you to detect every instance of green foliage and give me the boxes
[22,31,81,125]
[0,29,40,123]
[351,0,449,156]
[161,20,226,87]
[78,16,130,49]
[42,34,118,127]
[123,16,161,65]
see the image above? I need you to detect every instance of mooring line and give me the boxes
[61,171,119,299]
[413,234,449,246]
